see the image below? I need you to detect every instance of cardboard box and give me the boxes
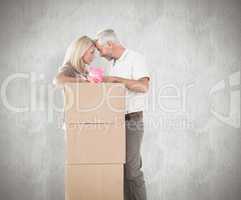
[64,83,125,124]
[64,83,125,200]
[65,164,123,200]
[65,123,125,164]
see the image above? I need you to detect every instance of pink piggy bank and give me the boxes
[87,67,105,83]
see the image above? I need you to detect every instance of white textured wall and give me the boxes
[0,0,240,200]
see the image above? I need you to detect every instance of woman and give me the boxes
[53,36,95,85]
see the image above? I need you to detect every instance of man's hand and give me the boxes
[103,76,118,83]
[103,76,149,93]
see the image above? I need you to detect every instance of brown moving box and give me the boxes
[64,83,126,200]
[65,164,123,200]
[65,122,125,164]
[64,83,126,164]
[64,83,125,124]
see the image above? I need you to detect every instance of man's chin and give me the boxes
[102,56,113,61]
[107,57,113,61]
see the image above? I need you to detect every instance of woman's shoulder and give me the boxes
[58,62,77,77]
[58,61,72,70]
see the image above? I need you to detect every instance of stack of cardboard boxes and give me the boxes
[64,83,126,200]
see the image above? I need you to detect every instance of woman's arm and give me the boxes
[53,72,87,86]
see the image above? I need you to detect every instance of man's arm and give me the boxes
[103,76,149,93]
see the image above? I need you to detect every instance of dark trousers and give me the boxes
[124,111,147,200]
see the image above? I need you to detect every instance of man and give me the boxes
[95,29,150,200]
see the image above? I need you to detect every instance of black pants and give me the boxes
[124,111,147,200]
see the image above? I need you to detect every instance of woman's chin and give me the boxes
[84,61,91,65]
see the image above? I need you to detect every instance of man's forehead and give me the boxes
[95,40,101,46]
[94,41,103,50]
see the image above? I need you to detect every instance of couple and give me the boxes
[54,29,150,200]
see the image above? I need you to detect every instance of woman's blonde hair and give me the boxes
[63,35,94,71]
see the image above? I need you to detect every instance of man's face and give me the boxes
[95,41,113,61]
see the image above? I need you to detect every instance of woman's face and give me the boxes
[83,45,95,65]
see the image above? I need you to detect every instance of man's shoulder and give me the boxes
[127,50,146,65]
[126,49,144,60]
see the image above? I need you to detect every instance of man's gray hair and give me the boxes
[95,29,119,45]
